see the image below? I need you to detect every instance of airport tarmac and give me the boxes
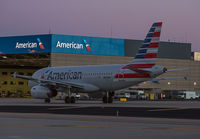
[1,98,200,108]
[0,98,200,139]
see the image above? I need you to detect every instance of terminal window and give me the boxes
[2,81,7,85]
[10,81,15,85]
[18,82,24,85]
[2,72,8,75]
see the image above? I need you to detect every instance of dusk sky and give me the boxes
[0,0,199,51]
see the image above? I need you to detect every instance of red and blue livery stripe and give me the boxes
[115,73,151,78]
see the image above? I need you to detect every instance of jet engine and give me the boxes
[30,85,57,99]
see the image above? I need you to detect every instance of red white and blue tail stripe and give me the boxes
[123,22,162,70]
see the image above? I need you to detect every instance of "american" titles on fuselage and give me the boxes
[47,71,82,80]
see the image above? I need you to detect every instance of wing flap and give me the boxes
[12,73,84,89]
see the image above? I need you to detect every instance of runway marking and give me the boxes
[1,124,200,132]
[172,128,200,131]
[148,108,189,112]
[0,124,46,127]
[73,125,148,129]
[48,106,90,110]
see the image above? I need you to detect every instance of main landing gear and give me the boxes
[44,98,51,103]
[103,91,114,103]
[65,96,76,103]
[64,87,76,104]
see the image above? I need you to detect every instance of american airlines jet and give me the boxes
[13,22,186,103]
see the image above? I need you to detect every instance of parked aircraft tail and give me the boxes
[123,22,162,71]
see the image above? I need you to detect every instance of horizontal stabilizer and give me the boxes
[149,75,187,84]
[167,68,190,72]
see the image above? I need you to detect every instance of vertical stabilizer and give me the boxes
[123,22,162,70]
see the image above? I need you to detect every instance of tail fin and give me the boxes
[123,22,162,70]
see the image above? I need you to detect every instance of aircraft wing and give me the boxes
[167,68,190,72]
[12,72,33,80]
[37,78,84,89]
[149,76,187,84]
[12,72,84,89]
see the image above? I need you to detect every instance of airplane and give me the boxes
[12,22,187,103]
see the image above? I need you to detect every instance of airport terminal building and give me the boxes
[0,34,199,98]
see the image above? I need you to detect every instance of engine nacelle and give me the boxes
[31,85,57,99]
[151,65,166,78]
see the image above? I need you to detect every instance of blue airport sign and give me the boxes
[51,34,124,56]
[0,35,51,54]
[0,34,125,56]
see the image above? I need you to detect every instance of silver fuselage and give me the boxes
[29,64,164,92]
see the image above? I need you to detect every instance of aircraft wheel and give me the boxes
[65,96,71,103]
[44,98,50,103]
[103,96,108,103]
[71,96,76,103]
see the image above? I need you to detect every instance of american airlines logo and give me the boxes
[16,42,37,49]
[15,38,45,50]
[56,40,91,51]
[56,41,84,49]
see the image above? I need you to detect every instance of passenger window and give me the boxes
[10,81,15,85]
